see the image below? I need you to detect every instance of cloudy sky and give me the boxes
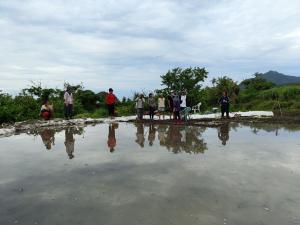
[0,0,300,97]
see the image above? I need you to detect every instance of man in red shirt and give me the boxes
[106,88,116,117]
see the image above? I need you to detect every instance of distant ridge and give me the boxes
[258,71,300,85]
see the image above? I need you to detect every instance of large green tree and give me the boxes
[160,67,208,105]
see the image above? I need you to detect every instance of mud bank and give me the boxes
[0,111,285,137]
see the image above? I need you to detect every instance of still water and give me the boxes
[0,122,300,225]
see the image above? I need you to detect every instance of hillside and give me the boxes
[259,71,300,85]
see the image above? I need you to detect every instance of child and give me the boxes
[219,91,230,119]
[148,93,156,120]
[40,100,53,120]
[106,88,117,118]
[158,94,165,120]
[135,94,145,120]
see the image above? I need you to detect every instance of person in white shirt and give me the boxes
[157,94,165,120]
[180,91,187,110]
[135,94,145,120]
[64,87,74,119]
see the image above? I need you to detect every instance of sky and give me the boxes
[0,0,300,97]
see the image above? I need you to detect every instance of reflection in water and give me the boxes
[148,124,156,146]
[218,123,230,145]
[135,123,207,154]
[107,123,118,152]
[37,126,84,158]
[135,123,145,148]
[65,127,75,159]
[39,129,55,150]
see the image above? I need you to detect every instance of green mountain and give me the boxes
[259,71,300,85]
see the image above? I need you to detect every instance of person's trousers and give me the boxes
[137,108,144,120]
[174,111,180,120]
[107,104,115,116]
[149,107,155,119]
[65,104,73,119]
[221,104,229,118]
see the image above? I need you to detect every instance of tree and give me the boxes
[160,67,208,105]
[214,76,240,104]
[240,73,275,91]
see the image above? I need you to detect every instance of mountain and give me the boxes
[259,71,300,85]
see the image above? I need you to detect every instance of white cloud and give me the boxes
[0,0,300,96]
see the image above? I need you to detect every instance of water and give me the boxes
[1,122,300,225]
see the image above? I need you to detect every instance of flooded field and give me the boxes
[1,122,300,225]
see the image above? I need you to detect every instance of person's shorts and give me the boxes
[158,107,165,112]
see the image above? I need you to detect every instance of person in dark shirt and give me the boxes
[219,91,230,119]
[173,93,181,120]
[168,91,174,119]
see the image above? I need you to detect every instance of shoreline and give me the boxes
[1,111,300,138]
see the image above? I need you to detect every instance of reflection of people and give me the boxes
[39,129,55,150]
[157,125,167,145]
[157,125,207,154]
[135,123,145,148]
[65,128,75,159]
[107,123,118,152]
[218,123,230,145]
[148,124,156,146]
[40,100,53,120]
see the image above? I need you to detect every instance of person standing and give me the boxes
[106,88,117,118]
[180,91,187,111]
[173,93,181,120]
[135,94,145,120]
[219,91,230,119]
[168,91,174,119]
[64,87,73,119]
[148,93,156,120]
[158,94,165,120]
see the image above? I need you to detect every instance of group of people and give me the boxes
[39,86,231,121]
[135,90,188,121]
[40,86,74,120]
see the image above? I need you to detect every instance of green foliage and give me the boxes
[160,67,208,105]
[2,68,300,124]
[241,74,275,91]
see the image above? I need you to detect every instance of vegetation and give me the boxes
[1,68,300,124]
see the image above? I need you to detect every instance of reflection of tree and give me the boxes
[39,129,55,150]
[218,123,230,145]
[241,122,284,135]
[135,123,145,148]
[157,124,207,154]
[107,123,118,153]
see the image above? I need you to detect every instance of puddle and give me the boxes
[0,122,300,225]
